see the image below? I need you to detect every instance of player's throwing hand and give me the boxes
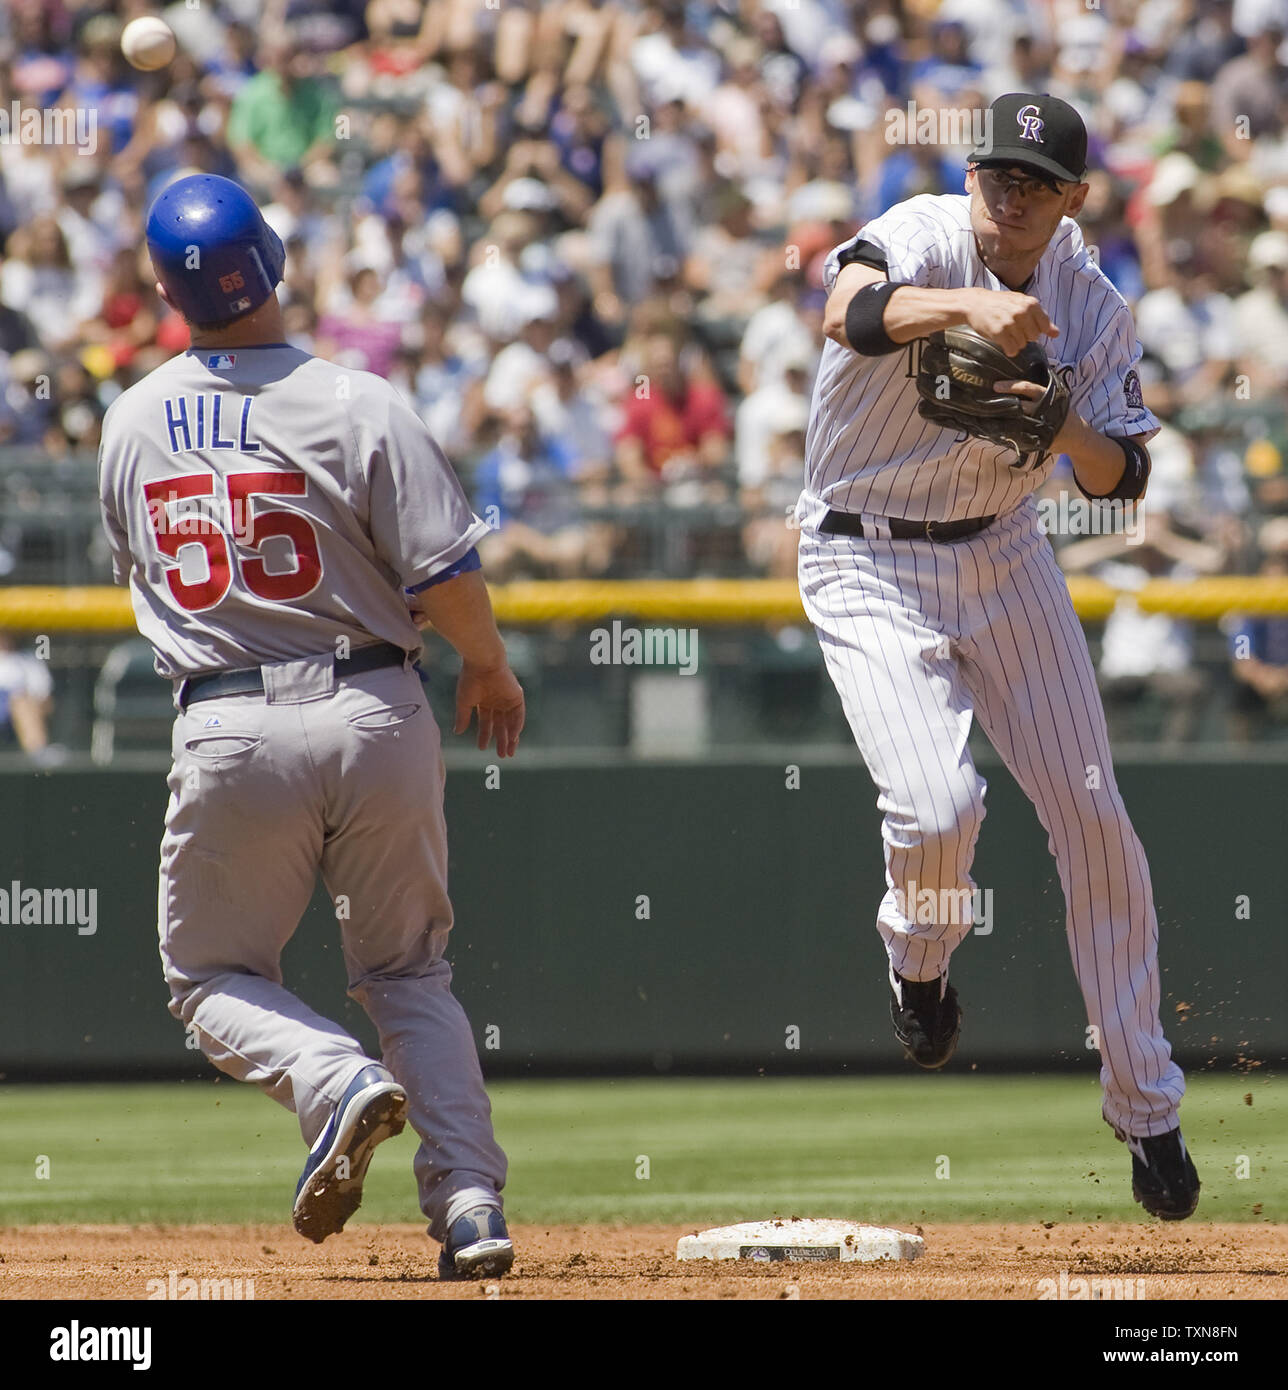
[958,288,1058,355]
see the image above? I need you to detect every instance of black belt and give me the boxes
[179,641,408,709]
[820,510,996,542]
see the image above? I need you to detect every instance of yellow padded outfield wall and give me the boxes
[2,578,1288,631]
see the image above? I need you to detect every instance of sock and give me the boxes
[443,1186,503,1234]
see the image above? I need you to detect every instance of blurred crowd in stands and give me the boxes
[2,0,1288,746]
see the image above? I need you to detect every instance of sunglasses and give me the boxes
[973,166,1066,199]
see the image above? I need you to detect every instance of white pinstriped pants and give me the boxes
[799,498,1185,1138]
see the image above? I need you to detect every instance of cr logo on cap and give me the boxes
[1017,104,1044,142]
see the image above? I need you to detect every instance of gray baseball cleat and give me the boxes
[1128,1128,1200,1220]
[889,969,961,1069]
[438,1205,515,1280]
[293,1063,408,1244]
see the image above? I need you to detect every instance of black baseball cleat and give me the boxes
[1128,1128,1200,1220]
[889,969,961,1069]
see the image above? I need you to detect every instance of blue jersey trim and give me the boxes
[185,343,295,352]
[406,547,482,594]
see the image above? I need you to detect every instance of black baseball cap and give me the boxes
[969,92,1088,186]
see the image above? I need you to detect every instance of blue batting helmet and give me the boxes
[145,174,285,325]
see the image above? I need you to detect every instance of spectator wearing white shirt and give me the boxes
[700,39,768,178]
[738,276,820,395]
[630,4,721,108]
[1234,230,1288,391]
[1135,244,1236,416]
[740,395,808,578]
[483,286,560,414]
[0,632,53,755]
[54,166,122,291]
[1,216,101,354]
[1060,513,1224,745]
[735,351,815,491]
[461,211,544,342]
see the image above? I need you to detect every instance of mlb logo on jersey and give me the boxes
[206,353,237,369]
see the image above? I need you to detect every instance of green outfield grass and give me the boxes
[0,1074,1282,1227]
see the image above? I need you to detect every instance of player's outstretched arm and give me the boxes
[409,568,526,758]
[824,263,1057,357]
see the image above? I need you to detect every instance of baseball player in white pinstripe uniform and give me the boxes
[799,94,1200,1218]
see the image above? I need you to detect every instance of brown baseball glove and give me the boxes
[915,325,1070,462]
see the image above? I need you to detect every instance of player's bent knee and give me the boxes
[887,788,984,886]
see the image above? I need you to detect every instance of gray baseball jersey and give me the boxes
[798,193,1158,530]
[98,344,491,678]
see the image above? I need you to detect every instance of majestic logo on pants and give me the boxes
[1017,104,1044,141]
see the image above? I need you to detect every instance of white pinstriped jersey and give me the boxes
[798,194,1159,528]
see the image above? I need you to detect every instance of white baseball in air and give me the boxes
[121,16,177,71]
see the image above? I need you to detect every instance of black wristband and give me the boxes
[1079,437,1150,502]
[843,280,904,356]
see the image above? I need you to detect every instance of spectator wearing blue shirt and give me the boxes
[473,402,612,580]
[547,86,608,202]
[412,302,482,459]
[1229,518,1288,740]
[63,14,141,156]
[866,145,963,220]
[907,20,983,99]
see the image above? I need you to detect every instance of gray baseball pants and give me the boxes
[157,654,506,1240]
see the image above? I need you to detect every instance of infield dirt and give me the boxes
[3,1222,1284,1299]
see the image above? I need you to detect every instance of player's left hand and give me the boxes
[993,379,1080,453]
[454,660,525,757]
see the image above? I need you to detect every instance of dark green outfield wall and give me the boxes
[0,753,1283,1076]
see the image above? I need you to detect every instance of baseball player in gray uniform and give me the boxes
[800,94,1200,1218]
[98,174,522,1278]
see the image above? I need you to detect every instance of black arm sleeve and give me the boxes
[836,238,889,275]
